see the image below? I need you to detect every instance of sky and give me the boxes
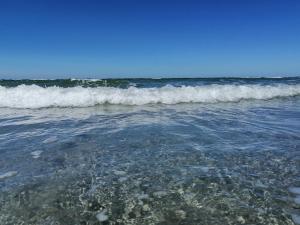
[0,0,300,78]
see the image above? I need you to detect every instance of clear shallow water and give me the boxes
[0,78,300,225]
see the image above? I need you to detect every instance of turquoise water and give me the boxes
[0,78,300,224]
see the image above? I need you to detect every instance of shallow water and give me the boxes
[0,78,300,225]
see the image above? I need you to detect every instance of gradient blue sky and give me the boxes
[0,0,300,78]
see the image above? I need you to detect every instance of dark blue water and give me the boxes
[0,78,300,225]
[0,77,299,88]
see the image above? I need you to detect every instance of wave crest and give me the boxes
[0,84,299,108]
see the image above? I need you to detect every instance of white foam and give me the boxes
[0,84,299,108]
[0,171,18,180]
[30,150,43,159]
[70,78,102,82]
[43,136,58,144]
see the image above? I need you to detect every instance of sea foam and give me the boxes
[0,84,299,108]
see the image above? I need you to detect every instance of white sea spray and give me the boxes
[0,84,299,108]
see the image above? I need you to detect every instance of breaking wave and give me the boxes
[0,84,299,108]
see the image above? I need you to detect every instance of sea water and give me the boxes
[0,77,300,224]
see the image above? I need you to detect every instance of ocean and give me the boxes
[0,77,300,225]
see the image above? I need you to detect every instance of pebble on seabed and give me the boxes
[294,196,300,205]
[113,170,126,176]
[174,210,186,219]
[96,211,108,222]
[135,193,149,200]
[289,187,300,195]
[292,214,300,224]
[237,216,246,224]
[153,191,168,198]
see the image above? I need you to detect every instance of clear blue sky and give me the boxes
[0,0,300,78]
